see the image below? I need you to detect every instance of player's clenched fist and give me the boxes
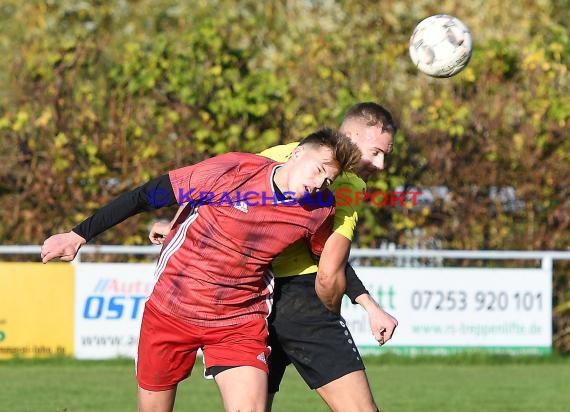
[41,231,86,263]
[148,221,171,245]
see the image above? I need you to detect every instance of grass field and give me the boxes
[1,355,569,411]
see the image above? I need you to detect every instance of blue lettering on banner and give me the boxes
[82,296,147,320]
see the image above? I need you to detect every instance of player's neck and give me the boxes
[272,165,289,194]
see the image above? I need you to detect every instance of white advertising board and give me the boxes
[74,264,156,359]
[74,264,552,358]
[342,267,552,355]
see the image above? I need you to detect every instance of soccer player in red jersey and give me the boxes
[40,128,361,412]
[150,102,398,412]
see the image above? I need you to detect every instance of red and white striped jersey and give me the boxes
[148,152,334,327]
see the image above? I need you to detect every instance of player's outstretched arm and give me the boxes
[41,174,177,263]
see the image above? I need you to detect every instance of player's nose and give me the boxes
[374,155,385,171]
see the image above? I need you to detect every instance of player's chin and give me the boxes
[294,186,307,199]
[357,166,373,180]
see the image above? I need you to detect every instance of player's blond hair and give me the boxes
[298,128,361,174]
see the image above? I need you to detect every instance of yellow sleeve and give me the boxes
[258,142,299,163]
[330,173,367,241]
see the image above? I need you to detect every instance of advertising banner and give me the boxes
[74,263,156,359]
[72,264,552,358]
[342,267,552,355]
[0,263,74,359]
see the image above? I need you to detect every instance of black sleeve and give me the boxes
[72,174,177,242]
[345,262,369,304]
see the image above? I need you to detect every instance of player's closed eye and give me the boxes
[317,166,332,189]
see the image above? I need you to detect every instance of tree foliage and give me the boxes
[0,0,568,351]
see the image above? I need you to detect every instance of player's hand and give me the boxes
[368,306,398,346]
[149,221,171,245]
[355,293,398,345]
[41,231,86,263]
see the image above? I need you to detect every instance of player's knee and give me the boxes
[224,397,267,412]
[221,390,266,412]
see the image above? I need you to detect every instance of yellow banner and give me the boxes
[0,263,74,359]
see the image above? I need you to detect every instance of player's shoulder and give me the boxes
[331,172,366,192]
[212,152,275,169]
[258,142,300,162]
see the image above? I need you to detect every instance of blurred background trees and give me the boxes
[0,0,568,350]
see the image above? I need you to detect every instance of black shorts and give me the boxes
[268,274,365,393]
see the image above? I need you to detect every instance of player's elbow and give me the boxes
[316,268,335,290]
[316,266,344,290]
[316,267,346,311]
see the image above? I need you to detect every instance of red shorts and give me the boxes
[136,301,271,391]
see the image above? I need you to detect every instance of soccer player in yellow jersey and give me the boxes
[150,102,398,412]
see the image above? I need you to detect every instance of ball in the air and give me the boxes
[409,14,473,78]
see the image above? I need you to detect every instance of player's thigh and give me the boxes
[203,318,270,410]
[283,313,365,389]
[214,366,268,412]
[137,302,200,392]
[202,318,271,372]
[316,370,378,412]
[272,275,365,389]
[137,386,177,412]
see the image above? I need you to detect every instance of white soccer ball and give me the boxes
[409,14,473,78]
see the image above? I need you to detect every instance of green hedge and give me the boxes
[0,0,568,352]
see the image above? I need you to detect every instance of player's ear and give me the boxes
[291,145,305,159]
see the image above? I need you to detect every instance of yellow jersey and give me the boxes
[258,142,366,277]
